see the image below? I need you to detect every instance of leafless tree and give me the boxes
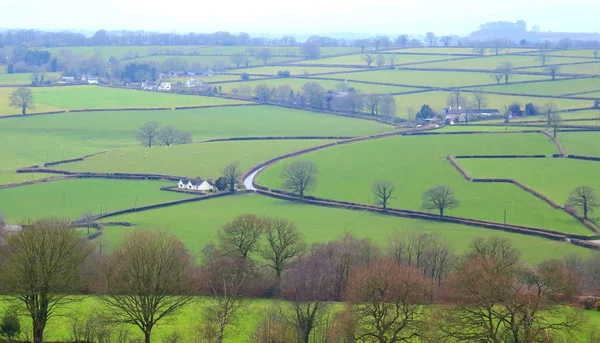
[340,259,432,342]
[365,94,382,115]
[78,210,96,235]
[492,39,505,55]
[261,218,306,279]
[250,307,296,343]
[375,54,386,67]
[273,84,294,105]
[8,88,34,115]
[372,180,396,211]
[229,53,247,68]
[0,218,93,343]
[395,35,409,47]
[567,186,599,220]
[405,105,416,121]
[421,185,459,217]
[537,51,550,66]
[157,125,192,146]
[499,61,514,83]
[389,55,396,68]
[301,82,325,109]
[30,67,47,85]
[472,88,488,110]
[440,36,452,46]
[549,112,563,138]
[379,95,397,118]
[541,102,559,125]
[362,54,374,67]
[425,32,437,47]
[446,90,465,109]
[220,161,241,192]
[280,160,319,199]
[98,232,195,343]
[490,69,503,84]
[256,48,273,65]
[218,214,266,261]
[136,121,161,148]
[472,46,486,56]
[546,64,561,80]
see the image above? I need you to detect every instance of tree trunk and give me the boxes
[144,328,152,343]
[32,320,45,343]
[22,105,26,115]
[584,203,588,219]
[439,208,444,217]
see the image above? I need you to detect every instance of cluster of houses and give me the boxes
[57,76,102,84]
[177,178,215,192]
[441,107,501,125]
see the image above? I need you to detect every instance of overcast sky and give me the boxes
[1,0,598,36]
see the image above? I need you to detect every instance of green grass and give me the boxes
[46,46,209,60]
[393,91,592,118]
[389,47,539,55]
[103,193,591,264]
[417,55,592,70]
[561,131,600,156]
[528,62,600,75]
[0,88,64,116]
[61,140,334,178]
[0,179,191,222]
[163,74,255,83]
[217,77,413,94]
[257,134,591,235]
[480,78,600,96]
[233,66,360,75]
[0,106,393,182]
[291,54,462,66]
[328,69,551,87]
[126,55,297,69]
[436,125,546,132]
[0,72,60,85]
[458,158,600,213]
[546,49,600,58]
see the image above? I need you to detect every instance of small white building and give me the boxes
[178,179,215,191]
[87,77,99,84]
[141,81,157,90]
[158,82,172,91]
[185,78,203,88]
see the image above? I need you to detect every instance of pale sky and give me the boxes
[1,0,598,36]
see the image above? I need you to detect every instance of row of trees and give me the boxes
[3,218,599,343]
[136,121,192,148]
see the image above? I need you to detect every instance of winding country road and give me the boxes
[243,166,265,191]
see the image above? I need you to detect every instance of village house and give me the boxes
[141,81,158,90]
[185,78,203,88]
[177,178,215,191]
[158,82,172,91]
[442,107,500,122]
[61,76,76,83]
[87,77,99,84]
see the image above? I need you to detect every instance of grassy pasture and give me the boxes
[546,49,600,58]
[393,91,591,118]
[459,158,600,211]
[0,72,61,85]
[104,193,591,263]
[125,55,297,69]
[478,110,600,124]
[528,62,600,76]
[480,78,600,96]
[435,125,547,132]
[0,88,64,116]
[216,77,413,94]
[195,46,359,56]
[388,47,539,55]
[163,74,254,83]
[291,54,463,66]
[0,179,190,222]
[232,66,360,75]
[328,69,551,87]
[416,55,592,70]
[45,46,207,60]
[257,133,592,235]
[61,140,333,178]
[560,131,600,156]
[0,106,393,180]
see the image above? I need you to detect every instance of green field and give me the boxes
[257,134,592,235]
[481,78,600,96]
[435,125,547,132]
[101,193,591,263]
[458,158,600,211]
[528,62,600,76]
[328,69,551,87]
[561,131,600,156]
[0,72,61,85]
[0,88,64,115]
[546,49,600,58]
[217,77,413,94]
[389,47,539,55]
[0,179,191,222]
[46,46,208,60]
[291,53,462,66]
[126,55,297,69]
[61,140,334,178]
[233,66,361,75]
[163,74,257,83]
[417,55,592,70]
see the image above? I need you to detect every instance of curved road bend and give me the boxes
[243,166,266,191]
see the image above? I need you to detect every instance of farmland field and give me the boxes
[388,47,539,55]
[416,55,592,69]
[0,179,191,222]
[257,133,592,235]
[528,61,600,75]
[125,55,298,68]
[291,53,463,66]
[0,88,64,115]
[232,65,361,75]
[0,72,61,85]
[561,131,600,156]
[163,74,257,83]
[480,78,600,96]
[61,140,335,178]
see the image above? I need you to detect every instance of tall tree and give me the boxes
[136,121,160,148]
[365,94,382,115]
[256,48,273,65]
[372,180,396,211]
[541,102,558,125]
[157,125,192,146]
[421,185,459,217]
[261,217,306,278]
[549,112,563,138]
[0,218,92,343]
[567,186,599,220]
[99,232,195,343]
[546,65,561,80]
[221,161,241,192]
[375,54,386,67]
[362,54,374,67]
[425,32,437,47]
[537,51,550,66]
[490,69,503,84]
[379,95,397,118]
[301,82,325,109]
[218,214,266,260]
[472,88,488,110]
[499,61,514,83]
[229,53,246,68]
[395,35,409,48]
[8,87,34,115]
[280,160,319,199]
[440,36,452,46]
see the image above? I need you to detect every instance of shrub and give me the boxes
[0,307,21,341]
[277,70,291,77]
[240,73,250,81]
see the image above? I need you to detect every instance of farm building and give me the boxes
[158,82,172,91]
[178,178,215,191]
[87,77,99,84]
[141,81,158,90]
[185,78,203,88]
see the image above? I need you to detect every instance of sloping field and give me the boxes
[291,54,463,66]
[233,66,361,75]
[0,72,61,85]
[561,131,600,156]
[416,55,592,70]
[481,78,600,96]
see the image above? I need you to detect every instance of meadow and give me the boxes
[458,158,600,209]
[328,69,551,87]
[125,55,297,69]
[0,88,64,116]
[528,61,600,75]
[60,139,334,178]
[291,53,463,66]
[163,74,256,83]
[415,55,591,70]
[546,49,600,58]
[560,131,600,156]
[0,179,190,222]
[480,78,600,96]
[389,47,539,55]
[257,133,592,235]
[0,72,61,85]
[233,65,361,75]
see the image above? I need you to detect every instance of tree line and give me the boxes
[3,217,600,343]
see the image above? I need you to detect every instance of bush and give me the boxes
[240,73,250,81]
[0,307,21,341]
[277,70,291,77]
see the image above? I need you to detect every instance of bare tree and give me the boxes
[221,161,241,192]
[362,54,374,67]
[492,39,505,55]
[490,69,503,84]
[546,64,561,80]
[389,55,396,68]
[499,61,514,83]
[549,112,563,138]
[472,88,488,110]
[421,185,459,217]
[136,121,160,148]
[567,186,599,220]
[256,48,273,65]
[375,54,386,67]
[440,36,452,46]
[280,160,319,199]
[446,90,465,109]
[229,53,247,68]
[537,51,550,66]
[379,95,397,118]
[218,214,266,260]
[395,35,409,47]
[9,88,34,115]
[472,46,486,56]
[157,126,192,146]
[99,232,195,343]
[261,218,306,279]
[365,94,382,115]
[541,102,559,125]
[425,32,437,46]
[78,210,96,235]
[372,180,396,211]
[0,218,93,343]
[405,105,416,121]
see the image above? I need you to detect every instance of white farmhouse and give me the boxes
[178,179,215,191]
[158,82,172,91]
[185,78,203,88]
[87,77,99,84]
